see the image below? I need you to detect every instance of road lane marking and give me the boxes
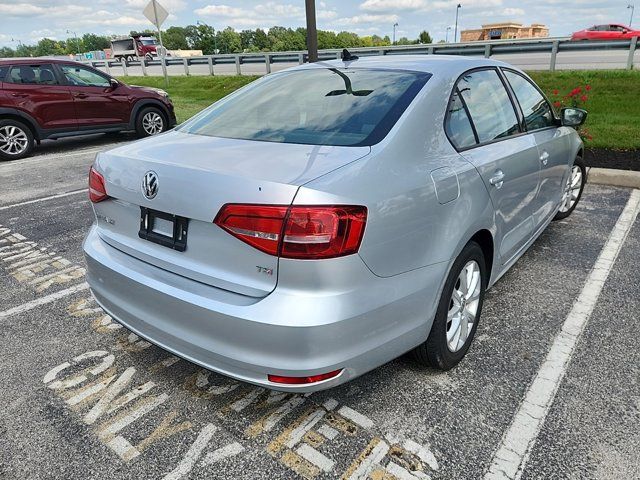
[0,282,89,320]
[3,147,107,166]
[0,189,87,211]
[485,189,640,480]
[162,423,219,480]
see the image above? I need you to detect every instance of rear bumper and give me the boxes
[83,225,445,392]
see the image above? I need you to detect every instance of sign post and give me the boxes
[143,0,169,86]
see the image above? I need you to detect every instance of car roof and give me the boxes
[0,58,83,66]
[292,54,515,77]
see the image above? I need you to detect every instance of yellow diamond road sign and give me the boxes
[143,0,169,29]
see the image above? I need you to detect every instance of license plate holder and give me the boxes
[138,207,189,252]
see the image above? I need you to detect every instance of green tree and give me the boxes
[240,29,256,51]
[317,30,337,49]
[216,27,242,54]
[0,47,16,58]
[254,29,270,51]
[335,31,360,48]
[163,26,189,50]
[34,38,66,56]
[82,33,110,51]
[418,31,432,44]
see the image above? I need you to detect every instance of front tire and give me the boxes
[135,107,167,138]
[554,156,586,221]
[0,119,35,161]
[413,241,487,370]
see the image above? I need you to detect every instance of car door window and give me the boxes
[456,69,520,144]
[61,65,110,87]
[445,88,477,149]
[0,66,9,81]
[503,70,555,131]
[6,64,58,85]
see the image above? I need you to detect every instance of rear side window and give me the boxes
[6,64,58,85]
[503,70,555,131]
[456,69,520,144]
[0,66,9,81]
[179,68,431,147]
[445,89,476,149]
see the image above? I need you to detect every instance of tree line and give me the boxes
[0,26,433,58]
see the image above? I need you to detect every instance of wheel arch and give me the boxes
[129,99,170,129]
[469,229,495,285]
[0,108,42,141]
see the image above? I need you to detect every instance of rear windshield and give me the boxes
[179,68,430,147]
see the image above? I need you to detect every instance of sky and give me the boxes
[0,0,635,48]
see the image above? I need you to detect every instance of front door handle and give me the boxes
[74,93,89,99]
[540,151,549,166]
[489,170,505,189]
[11,93,28,98]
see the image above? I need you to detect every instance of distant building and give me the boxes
[460,23,549,42]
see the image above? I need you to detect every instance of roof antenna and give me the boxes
[341,49,359,61]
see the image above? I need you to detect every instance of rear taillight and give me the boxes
[214,204,367,259]
[89,167,108,203]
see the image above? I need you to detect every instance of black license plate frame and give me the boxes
[138,207,189,252]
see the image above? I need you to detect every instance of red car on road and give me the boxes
[571,24,640,40]
[0,58,176,160]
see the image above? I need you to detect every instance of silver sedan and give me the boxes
[84,55,587,391]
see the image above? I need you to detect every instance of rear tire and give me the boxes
[0,119,35,161]
[135,107,167,138]
[413,241,486,370]
[554,156,586,221]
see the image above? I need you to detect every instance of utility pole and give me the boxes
[305,0,318,62]
[393,22,399,45]
[629,4,635,27]
[454,4,461,43]
[446,26,452,43]
[66,30,80,56]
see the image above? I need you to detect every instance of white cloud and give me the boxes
[500,7,525,16]
[255,2,303,17]
[360,0,426,12]
[334,13,400,25]
[194,4,248,16]
[317,9,338,19]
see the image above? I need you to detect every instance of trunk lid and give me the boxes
[92,130,370,297]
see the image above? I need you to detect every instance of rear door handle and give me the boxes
[540,151,549,166]
[74,93,89,99]
[11,93,28,98]
[489,170,505,189]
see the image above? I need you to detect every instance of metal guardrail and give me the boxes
[85,36,640,75]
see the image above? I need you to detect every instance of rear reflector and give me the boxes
[268,369,343,385]
[214,204,367,259]
[89,167,108,203]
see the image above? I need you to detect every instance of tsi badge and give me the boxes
[142,171,159,199]
[256,266,273,276]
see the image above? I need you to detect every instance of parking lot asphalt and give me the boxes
[0,135,639,480]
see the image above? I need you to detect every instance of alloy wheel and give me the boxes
[0,125,29,156]
[142,112,164,135]
[559,165,583,213]
[446,260,481,352]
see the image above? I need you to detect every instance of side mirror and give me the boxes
[109,78,119,89]
[561,107,587,127]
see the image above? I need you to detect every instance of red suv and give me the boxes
[0,59,176,160]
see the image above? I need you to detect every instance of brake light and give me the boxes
[214,204,367,259]
[89,167,108,203]
[268,369,343,385]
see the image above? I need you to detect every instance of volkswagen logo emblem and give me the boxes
[142,171,159,199]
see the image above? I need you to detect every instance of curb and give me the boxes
[587,167,640,189]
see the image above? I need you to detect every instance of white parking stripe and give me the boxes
[0,189,86,211]
[5,147,105,166]
[485,189,640,480]
[0,282,89,320]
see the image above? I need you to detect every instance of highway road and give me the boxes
[93,49,640,77]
